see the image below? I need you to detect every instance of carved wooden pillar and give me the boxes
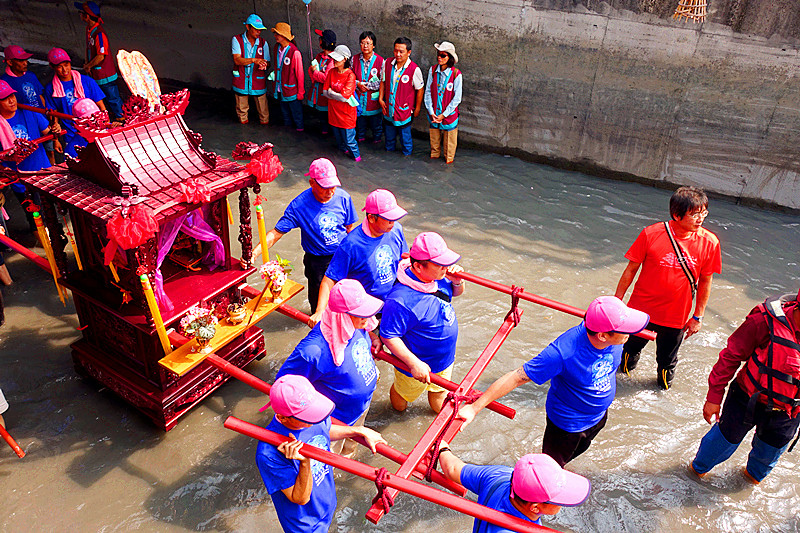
[40,195,69,277]
[134,238,159,328]
[210,198,223,236]
[238,188,252,268]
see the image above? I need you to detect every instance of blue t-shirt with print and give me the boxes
[276,325,378,425]
[2,72,45,108]
[44,74,105,157]
[460,464,541,533]
[256,416,336,533]
[2,110,49,173]
[380,272,458,374]
[523,323,621,433]
[325,224,408,300]
[274,188,359,256]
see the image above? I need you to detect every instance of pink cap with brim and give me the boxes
[72,98,101,118]
[363,189,407,221]
[584,295,649,334]
[269,375,335,424]
[48,48,71,65]
[410,232,460,266]
[329,279,383,318]
[305,158,340,188]
[512,454,591,506]
[0,80,16,100]
[4,45,33,61]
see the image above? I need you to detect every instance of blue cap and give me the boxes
[74,1,101,17]
[244,14,267,30]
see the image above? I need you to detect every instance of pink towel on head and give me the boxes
[320,306,378,366]
[51,71,85,99]
[4,66,19,78]
[395,258,437,293]
[0,117,16,150]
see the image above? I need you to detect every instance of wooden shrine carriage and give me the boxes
[19,90,300,430]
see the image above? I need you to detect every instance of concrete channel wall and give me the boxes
[4,0,800,209]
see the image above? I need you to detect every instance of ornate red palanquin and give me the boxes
[20,91,287,430]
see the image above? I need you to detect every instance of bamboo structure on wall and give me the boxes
[673,0,707,22]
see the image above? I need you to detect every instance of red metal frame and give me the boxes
[224,417,551,532]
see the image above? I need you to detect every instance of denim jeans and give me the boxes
[384,121,412,155]
[356,114,383,141]
[98,81,124,120]
[332,127,360,159]
[279,98,304,130]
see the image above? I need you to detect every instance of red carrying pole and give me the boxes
[170,339,464,494]
[18,103,75,121]
[0,425,25,458]
[0,233,51,272]
[373,349,515,419]
[365,311,521,524]
[452,271,657,341]
[224,417,552,533]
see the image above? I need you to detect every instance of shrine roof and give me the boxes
[21,113,253,223]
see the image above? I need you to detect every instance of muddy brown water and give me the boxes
[1,92,799,532]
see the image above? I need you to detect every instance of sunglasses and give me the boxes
[437,53,449,59]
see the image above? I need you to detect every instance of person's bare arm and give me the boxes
[308,276,335,327]
[251,229,285,261]
[381,336,431,383]
[685,274,713,338]
[413,88,424,117]
[330,424,386,453]
[457,367,530,428]
[437,440,465,483]
[614,260,641,300]
[278,436,313,504]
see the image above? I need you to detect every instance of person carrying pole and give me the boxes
[458,296,649,466]
[256,375,385,532]
[437,440,591,531]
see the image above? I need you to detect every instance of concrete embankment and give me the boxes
[4,0,799,209]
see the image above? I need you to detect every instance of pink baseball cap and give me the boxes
[512,454,591,506]
[48,48,71,65]
[584,296,649,334]
[329,279,383,318]
[363,189,407,221]
[4,45,33,61]
[72,98,101,118]
[305,158,341,188]
[269,375,335,424]
[410,232,460,266]
[0,80,16,100]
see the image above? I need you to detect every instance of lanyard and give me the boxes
[435,68,449,114]
[359,54,376,106]
[276,45,290,90]
[389,60,410,112]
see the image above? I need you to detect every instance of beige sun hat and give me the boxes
[272,22,295,41]
[434,41,458,63]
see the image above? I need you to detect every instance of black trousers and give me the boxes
[720,381,800,448]
[303,253,333,312]
[620,321,684,387]
[542,412,608,467]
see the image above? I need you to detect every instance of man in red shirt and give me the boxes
[75,1,124,119]
[614,186,722,389]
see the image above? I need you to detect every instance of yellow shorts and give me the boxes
[392,364,453,403]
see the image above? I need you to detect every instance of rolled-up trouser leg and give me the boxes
[746,435,787,482]
[692,423,740,475]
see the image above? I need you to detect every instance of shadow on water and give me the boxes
[2,81,799,532]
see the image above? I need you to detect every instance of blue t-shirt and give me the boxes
[274,188,359,256]
[256,416,336,533]
[276,325,378,425]
[460,464,541,533]
[523,323,621,432]
[2,110,50,173]
[2,72,44,108]
[325,224,408,300]
[380,272,458,374]
[44,74,105,157]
